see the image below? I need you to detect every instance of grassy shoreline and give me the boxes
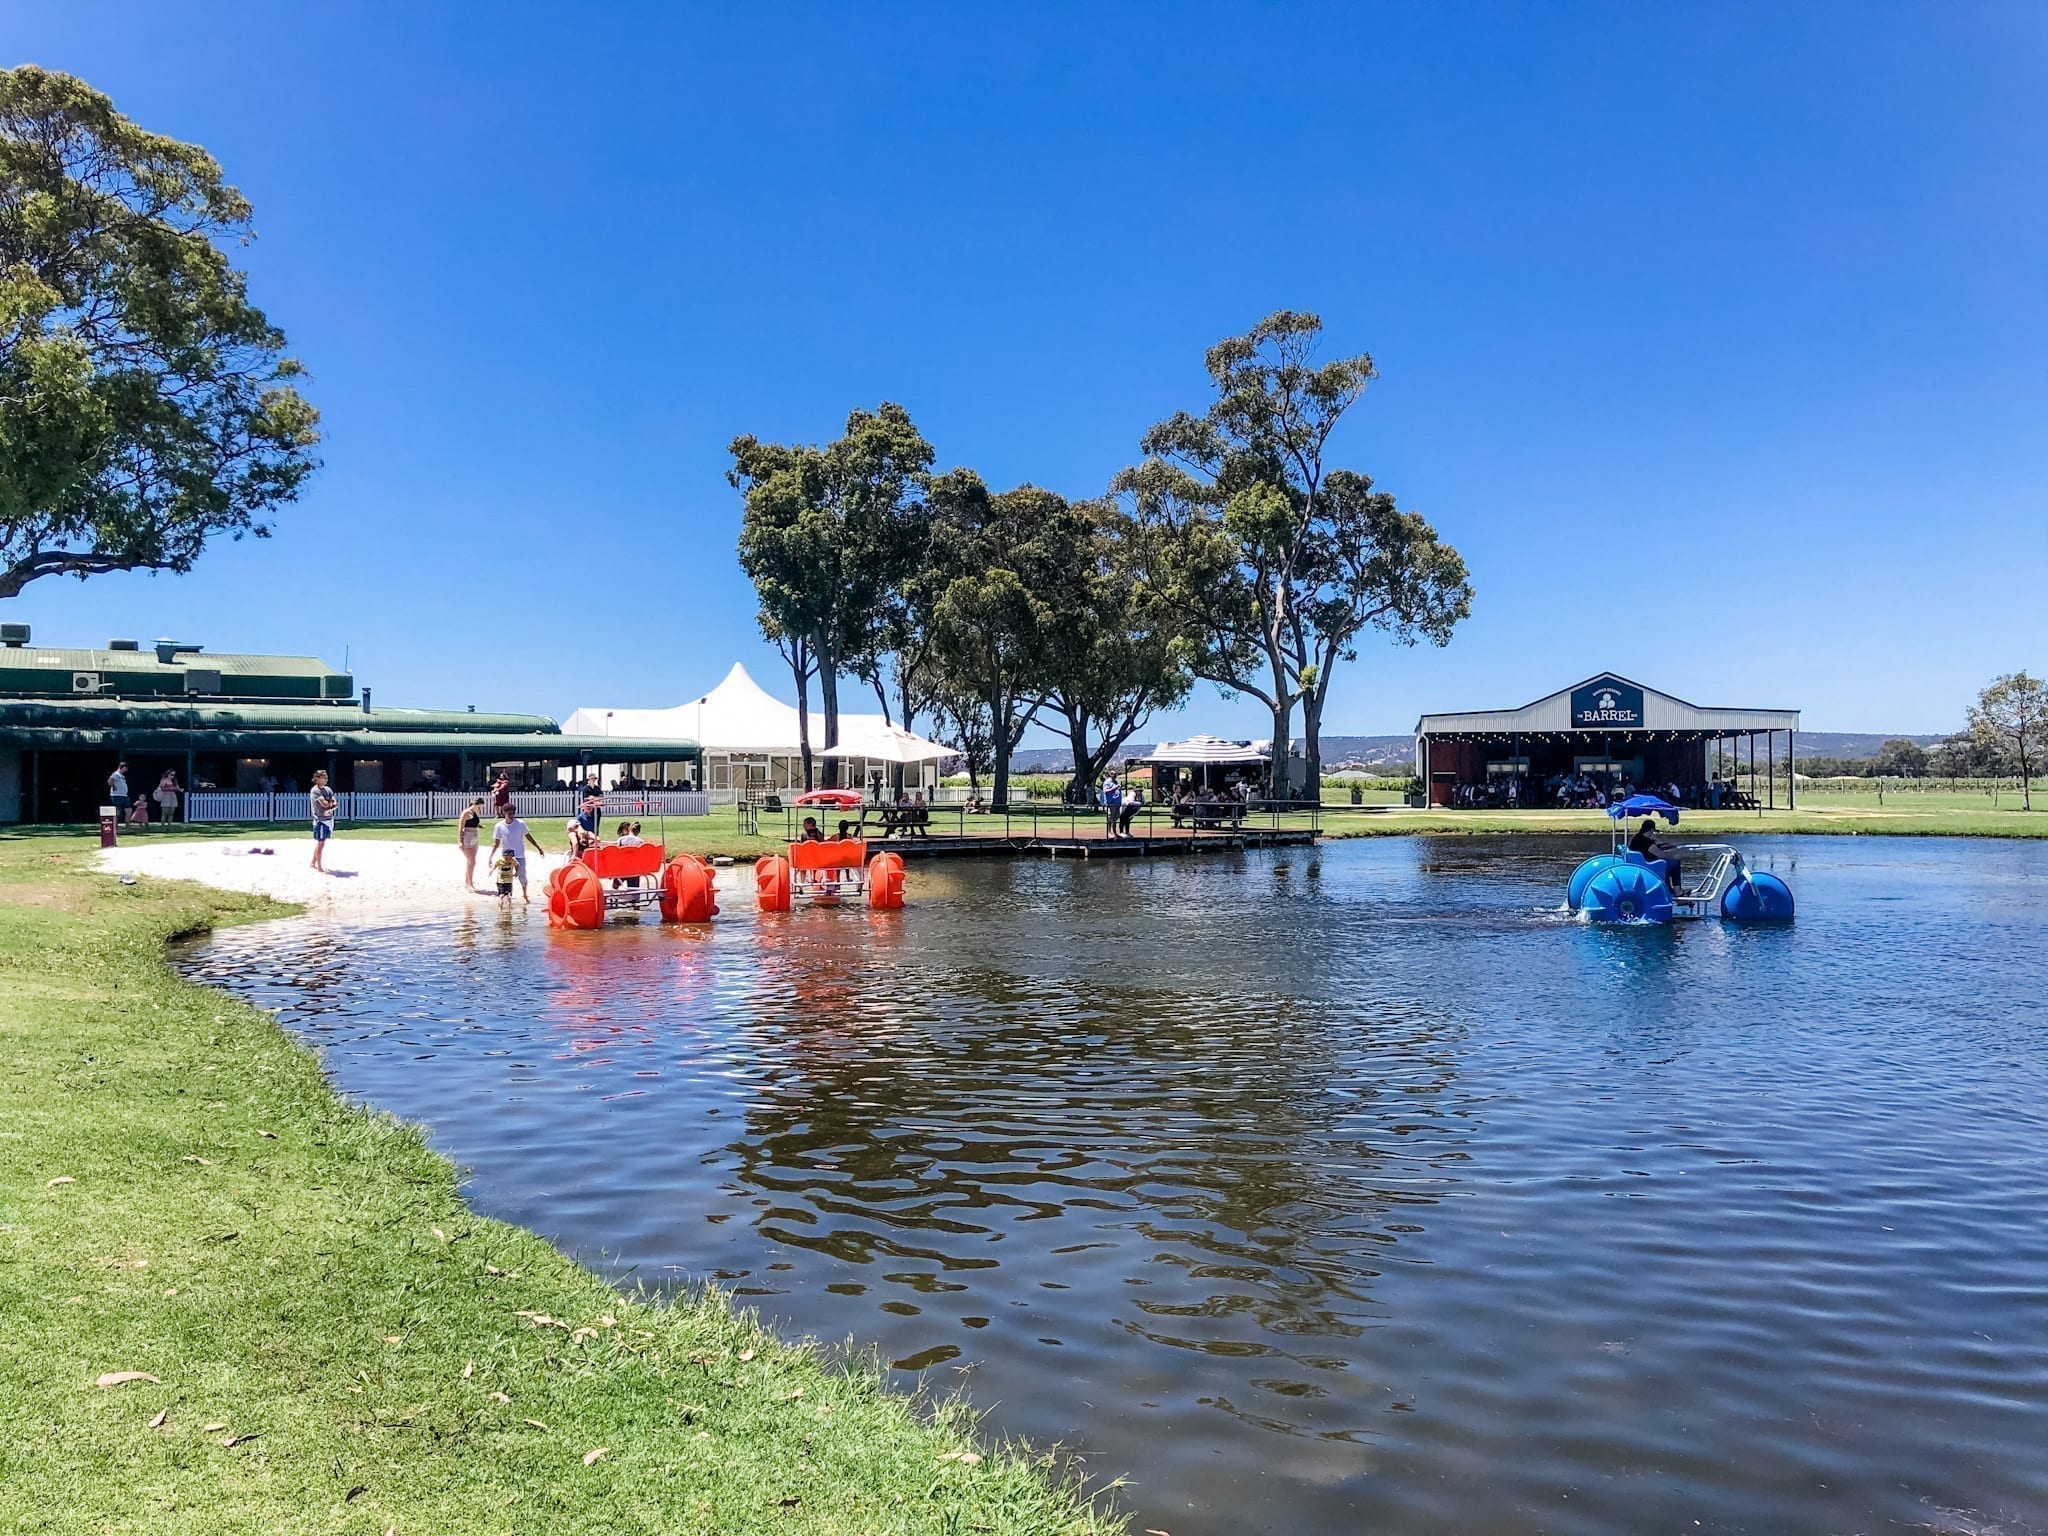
[0,833,1117,1535]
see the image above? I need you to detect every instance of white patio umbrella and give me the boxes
[818,725,955,764]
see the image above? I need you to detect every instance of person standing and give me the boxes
[457,796,487,890]
[1101,774,1123,839]
[154,769,181,825]
[107,761,131,822]
[490,772,512,814]
[489,802,546,904]
[309,769,339,871]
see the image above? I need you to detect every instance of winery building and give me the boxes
[0,626,697,823]
[1414,672,1801,807]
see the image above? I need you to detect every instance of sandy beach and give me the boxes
[96,835,556,913]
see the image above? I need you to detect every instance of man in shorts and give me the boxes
[107,761,131,823]
[309,769,339,871]
[489,802,546,904]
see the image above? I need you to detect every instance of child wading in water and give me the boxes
[492,849,518,908]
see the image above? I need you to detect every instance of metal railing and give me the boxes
[187,789,711,823]
[773,798,1322,843]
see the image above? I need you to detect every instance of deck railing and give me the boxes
[185,789,712,824]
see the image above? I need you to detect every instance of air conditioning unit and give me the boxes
[71,671,104,694]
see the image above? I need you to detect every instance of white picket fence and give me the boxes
[186,789,711,824]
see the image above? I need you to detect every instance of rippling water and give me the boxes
[179,835,2048,1535]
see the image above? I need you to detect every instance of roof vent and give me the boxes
[108,638,140,651]
[153,638,203,665]
[0,622,28,648]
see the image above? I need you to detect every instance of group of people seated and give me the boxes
[873,792,933,837]
[1169,779,1251,829]
[606,772,697,792]
[566,810,653,888]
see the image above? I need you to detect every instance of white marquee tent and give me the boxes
[563,663,952,800]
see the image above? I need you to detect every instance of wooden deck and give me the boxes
[871,824,1319,859]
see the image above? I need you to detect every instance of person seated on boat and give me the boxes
[798,815,825,842]
[835,819,856,841]
[1628,817,1683,892]
[565,819,600,861]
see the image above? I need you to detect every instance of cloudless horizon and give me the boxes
[6,3,2045,740]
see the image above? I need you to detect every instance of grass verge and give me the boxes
[0,832,1118,1535]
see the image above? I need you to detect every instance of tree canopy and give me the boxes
[0,66,320,600]
[1120,311,1470,791]
[1968,671,2046,811]
[729,403,934,788]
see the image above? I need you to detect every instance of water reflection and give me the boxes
[180,836,2048,1536]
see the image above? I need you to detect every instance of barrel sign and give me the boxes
[1570,675,1645,728]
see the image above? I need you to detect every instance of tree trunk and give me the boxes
[818,658,841,791]
[991,691,1013,811]
[1301,689,1325,801]
[1065,710,1095,797]
[1269,697,1294,802]
[793,665,815,792]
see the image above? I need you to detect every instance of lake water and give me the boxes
[179,835,2048,1535]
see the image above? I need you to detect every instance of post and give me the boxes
[1768,730,1775,810]
[1788,728,1797,809]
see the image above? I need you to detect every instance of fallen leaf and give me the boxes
[95,1371,160,1388]
[781,1387,804,1402]
[461,1361,474,1379]
[47,1176,75,1188]
[582,1446,608,1466]
[383,1336,403,1345]
[433,1227,447,1242]
[202,1421,228,1433]
[488,1391,511,1403]
[485,1264,504,1275]
[344,1484,367,1501]
[523,1418,548,1430]
[180,1156,215,1166]
[147,1409,168,1429]
[256,1130,277,1139]
[958,1452,982,1466]
[570,1327,599,1344]
[737,1348,756,1363]
[222,1432,257,1448]
[1144,1529,1173,1536]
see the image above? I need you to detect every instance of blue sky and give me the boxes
[6,3,2044,737]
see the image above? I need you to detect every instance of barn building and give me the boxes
[1414,673,1800,809]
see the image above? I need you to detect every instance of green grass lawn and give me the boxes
[1302,785,2046,840]
[0,832,1119,1535]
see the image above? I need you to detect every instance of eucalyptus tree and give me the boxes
[730,403,934,788]
[0,66,320,600]
[1122,311,1470,793]
[1040,497,1193,793]
[1968,670,2046,810]
[925,471,1082,809]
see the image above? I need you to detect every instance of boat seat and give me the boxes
[790,837,868,872]
[582,843,666,880]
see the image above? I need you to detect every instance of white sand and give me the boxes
[96,836,554,914]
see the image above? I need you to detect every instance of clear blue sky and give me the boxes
[7,3,2044,738]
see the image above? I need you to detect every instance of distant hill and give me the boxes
[1004,730,1944,775]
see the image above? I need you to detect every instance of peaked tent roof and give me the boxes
[563,663,951,760]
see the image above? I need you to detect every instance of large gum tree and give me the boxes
[0,67,320,600]
[730,403,934,789]
[1121,311,1469,795]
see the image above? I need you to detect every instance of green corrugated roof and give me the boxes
[0,646,339,678]
[0,699,554,734]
